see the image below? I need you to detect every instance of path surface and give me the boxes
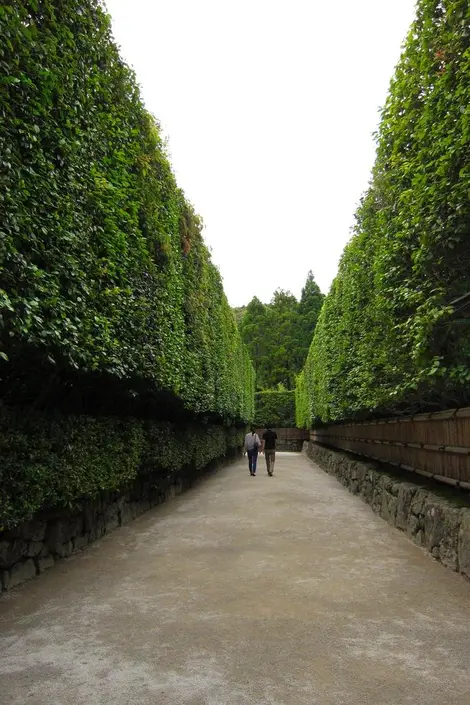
[1,452,469,705]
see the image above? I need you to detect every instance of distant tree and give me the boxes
[294,271,324,368]
[239,298,271,389]
[232,306,247,325]
[266,289,299,389]
[238,273,324,390]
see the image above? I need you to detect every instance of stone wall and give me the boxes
[0,451,240,593]
[303,441,470,579]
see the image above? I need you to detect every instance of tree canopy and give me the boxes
[238,273,324,390]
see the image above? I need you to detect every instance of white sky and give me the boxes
[106,0,417,307]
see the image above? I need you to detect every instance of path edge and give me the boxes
[303,441,470,581]
[0,451,241,595]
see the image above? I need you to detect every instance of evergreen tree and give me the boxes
[238,298,271,389]
[239,273,324,390]
[295,272,324,369]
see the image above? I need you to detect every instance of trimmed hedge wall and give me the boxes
[297,0,470,427]
[253,390,295,428]
[0,1,254,423]
[0,406,243,530]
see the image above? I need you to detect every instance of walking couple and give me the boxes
[244,426,277,476]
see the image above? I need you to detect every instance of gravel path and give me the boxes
[1,451,469,704]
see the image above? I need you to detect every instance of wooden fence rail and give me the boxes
[311,407,470,490]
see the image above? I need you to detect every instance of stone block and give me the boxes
[37,555,55,573]
[396,483,417,531]
[437,507,462,571]
[73,535,89,552]
[122,501,137,524]
[84,501,99,534]
[104,504,119,532]
[406,513,420,537]
[355,463,368,484]
[89,514,106,541]
[46,516,83,553]
[1,569,10,591]
[380,492,398,525]
[0,539,26,568]
[362,480,374,504]
[411,488,429,517]
[149,487,161,507]
[458,510,470,579]
[378,474,394,494]
[26,541,45,557]
[54,540,73,558]
[350,480,359,494]
[9,559,37,589]
[116,496,127,515]
[19,520,46,542]
[371,487,383,515]
[423,499,447,551]
[349,462,358,481]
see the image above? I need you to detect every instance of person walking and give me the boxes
[244,427,261,476]
[261,426,278,476]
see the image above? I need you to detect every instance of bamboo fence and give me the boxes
[311,407,470,489]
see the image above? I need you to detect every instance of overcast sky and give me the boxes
[106,0,417,307]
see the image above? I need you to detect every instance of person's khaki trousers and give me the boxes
[265,450,275,475]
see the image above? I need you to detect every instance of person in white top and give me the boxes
[243,426,261,476]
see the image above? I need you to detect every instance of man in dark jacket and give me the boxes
[261,426,278,476]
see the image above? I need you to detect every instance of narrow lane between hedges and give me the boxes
[1,452,469,705]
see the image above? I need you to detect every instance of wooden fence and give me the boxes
[311,407,470,489]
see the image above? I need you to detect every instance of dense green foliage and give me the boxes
[0,407,242,529]
[239,272,323,389]
[294,370,309,429]
[295,273,325,367]
[232,306,247,325]
[0,0,254,423]
[253,390,295,428]
[297,0,470,426]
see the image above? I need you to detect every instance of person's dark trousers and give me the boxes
[247,449,258,474]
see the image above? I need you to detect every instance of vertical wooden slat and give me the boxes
[312,408,470,485]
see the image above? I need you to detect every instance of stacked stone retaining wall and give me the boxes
[303,441,470,579]
[0,451,240,593]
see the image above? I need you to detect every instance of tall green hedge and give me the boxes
[0,1,254,423]
[0,406,243,530]
[297,0,470,426]
[254,390,295,428]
